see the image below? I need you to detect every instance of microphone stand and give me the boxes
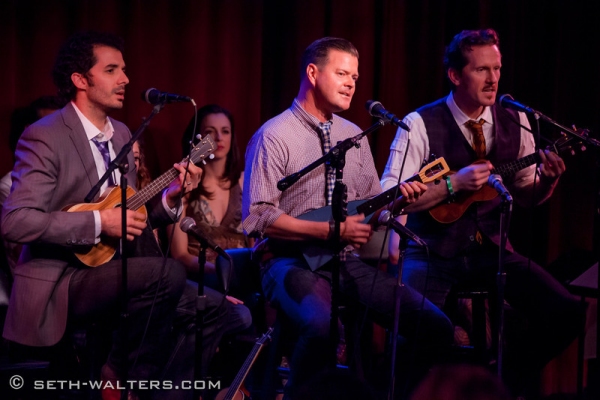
[195,246,207,400]
[495,194,513,379]
[84,102,165,396]
[594,150,600,399]
[387,225,414,400]
[277,120,384,368]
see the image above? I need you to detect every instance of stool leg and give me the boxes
[471,293,487,363]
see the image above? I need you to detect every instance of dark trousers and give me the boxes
[402,240,586,394]
[261,254,454,397]
[68,257,229,399]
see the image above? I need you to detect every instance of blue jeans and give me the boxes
[261,253,453,396]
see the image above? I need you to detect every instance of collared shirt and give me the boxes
[243,98,381,238]
[380,92,536,191]
[72,102,119,193]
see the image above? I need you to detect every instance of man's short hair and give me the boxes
[52,31,125,102]
[443,29,500,74]
[300,37,359,80]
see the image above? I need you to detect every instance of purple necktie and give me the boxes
[91,137,115,186]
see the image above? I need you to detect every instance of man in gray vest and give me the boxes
[381,28,584,397]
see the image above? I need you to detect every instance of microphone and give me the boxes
[499,94,535,114]
[142,88,192,104]
[487,174,513,202]
[366,100,411,131]
[378,210,427,247]
[179,217,228,259]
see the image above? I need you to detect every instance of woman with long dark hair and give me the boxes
[169,104,251,334]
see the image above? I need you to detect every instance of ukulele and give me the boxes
[215,327,274,400]
[429,134,586,224]
[64,135,216,267]
[295,157,450,270]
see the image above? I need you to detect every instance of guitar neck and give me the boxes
[225,341,264,398]
[355,173,420,216]
[127,168,179,210]
[492,152,540,178]
[127,135,216,210]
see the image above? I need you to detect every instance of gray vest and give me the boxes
[405,97,521,257]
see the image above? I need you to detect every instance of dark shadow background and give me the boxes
[1,0,598,393]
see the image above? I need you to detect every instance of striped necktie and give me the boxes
[466,119,486,159]
[318,121,335,205]
[91,137,115,186]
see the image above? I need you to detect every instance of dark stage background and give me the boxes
[1,0,598,393]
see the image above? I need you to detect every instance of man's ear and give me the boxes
[306,63,318,86]
[71,72,88,90]
[447,67,461,87]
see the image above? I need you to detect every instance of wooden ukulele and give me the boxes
[429,134,586,224]
[296,157,450,270]
[64,135,216,267]
[215,327,274,400]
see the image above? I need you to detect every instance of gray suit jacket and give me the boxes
[1,103,169,346]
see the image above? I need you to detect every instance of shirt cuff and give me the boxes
[93,210,101,244]
[162,190,182,221]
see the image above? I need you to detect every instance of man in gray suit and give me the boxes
[1,32,224,399]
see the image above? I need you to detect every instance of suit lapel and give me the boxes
[61,104,101,197]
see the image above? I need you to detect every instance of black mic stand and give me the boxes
[195,246,207,400]
[84,103,165,397]
[594,148,600,399]
[328,149,348,369]
[495,193,512,379]
[387,224,409,400]
[277,121,384,368]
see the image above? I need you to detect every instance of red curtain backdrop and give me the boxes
[1,0,598,392]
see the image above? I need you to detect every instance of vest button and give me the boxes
[469,235,475,241]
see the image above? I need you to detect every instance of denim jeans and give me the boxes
[261,253,454,397]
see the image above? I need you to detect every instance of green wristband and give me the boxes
[445,176,455,202]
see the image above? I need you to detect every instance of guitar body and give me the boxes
[296,199,368,270]
[294,158,450,270]
[214,386,248,400]
[428,175,498,223]
[63,185,148,267]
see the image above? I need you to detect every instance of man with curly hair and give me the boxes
[1,31,224,399]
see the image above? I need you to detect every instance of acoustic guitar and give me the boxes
[295,157,450,270]
[215,327,274,400]
[64,135,216,267]
[429,134,585,224]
